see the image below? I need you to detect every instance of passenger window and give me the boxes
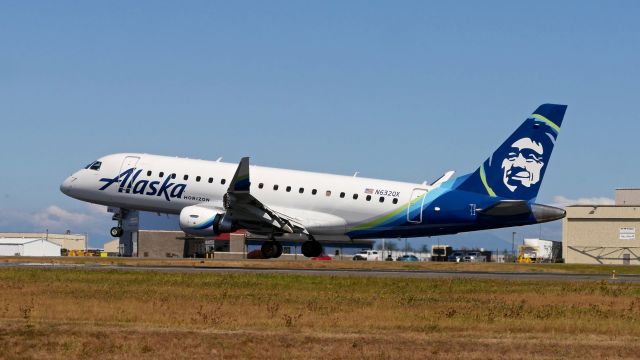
[379,197,385,203]
[183,175,189,181]
[286,186,291,192]
[196,176,201,182]
[274,185,279,191]
[208,177,213,183]
[159,172,164,177]
[221,179,226,185]
[171,174,176,179]
[353,194,358,200]
[366,195,371,201]
[147,170,152,176]
[340,192,345,198]
[312,189,317,195]
[259,183,264,189]
[393,198,398,204]
[89,161,102,171]
[326,190,331,197]
[299,187,304,194]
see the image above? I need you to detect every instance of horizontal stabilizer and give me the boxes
[477,200,530,217]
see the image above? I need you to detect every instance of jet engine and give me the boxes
[179,205,235,236]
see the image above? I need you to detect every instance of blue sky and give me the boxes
[1,1,639,249]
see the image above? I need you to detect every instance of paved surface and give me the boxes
[1,262,638,282]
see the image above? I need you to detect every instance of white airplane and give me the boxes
[61,104,567,258]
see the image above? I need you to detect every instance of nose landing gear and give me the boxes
[110,226,123,238]
[109,208,127,238]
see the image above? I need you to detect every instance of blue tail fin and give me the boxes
[456,104,567,201]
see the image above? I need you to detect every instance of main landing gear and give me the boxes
[301,238,323,258]
[259,235,324,259]
[261,239,283,259]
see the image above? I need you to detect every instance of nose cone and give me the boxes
[531,203,566,223]
[60,176,76,196]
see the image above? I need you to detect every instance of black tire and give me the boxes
[273,241,283,258]
[110,227,123,237]
[261,241,281,259]
[261,242,274,258]
[301,241,323,258]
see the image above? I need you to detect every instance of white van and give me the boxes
[352,250,383,261]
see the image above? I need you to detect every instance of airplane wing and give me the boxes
[221,157,309,235]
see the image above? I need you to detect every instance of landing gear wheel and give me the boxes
[301,241,323,258]
[273,242,283,258]
[261,241,283,259]
[110,226,123,237]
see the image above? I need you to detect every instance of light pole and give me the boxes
[511,231,516,261]
[382,238,386,257]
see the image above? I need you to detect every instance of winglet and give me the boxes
[229,157,251,193]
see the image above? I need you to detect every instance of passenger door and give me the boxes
[117,156,140,193]
[407,188,428,223]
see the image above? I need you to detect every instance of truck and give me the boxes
[431,245,453,262]
[352,250,384,261]
[517,245,538,263]
[523,238,562,262]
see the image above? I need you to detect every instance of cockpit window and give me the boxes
[84,161,96,169]
[88,161,102,171]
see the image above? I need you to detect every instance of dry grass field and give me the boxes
[1,267,640,359]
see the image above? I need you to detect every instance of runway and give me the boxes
[1,261,637,282]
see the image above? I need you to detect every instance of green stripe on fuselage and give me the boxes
[351,193,426,231]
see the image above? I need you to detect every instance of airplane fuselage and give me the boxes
[61,152,563,240]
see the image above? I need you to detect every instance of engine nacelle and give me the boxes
[179,205,235,236]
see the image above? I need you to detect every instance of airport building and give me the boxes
[0,238,62,256]
[0,232,87,251]
[103,239,120,253]
[563,189,640,264]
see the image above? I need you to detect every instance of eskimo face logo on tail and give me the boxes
[455,104,566,201]
[99,168,186,201]
[483,118,558,200]
[501,137,544,192]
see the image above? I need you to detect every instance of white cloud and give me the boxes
[550,195,615,208]
[0,204,111,234]
[85,203,109,215]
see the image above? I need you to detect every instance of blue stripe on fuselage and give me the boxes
[346,177,537,239]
